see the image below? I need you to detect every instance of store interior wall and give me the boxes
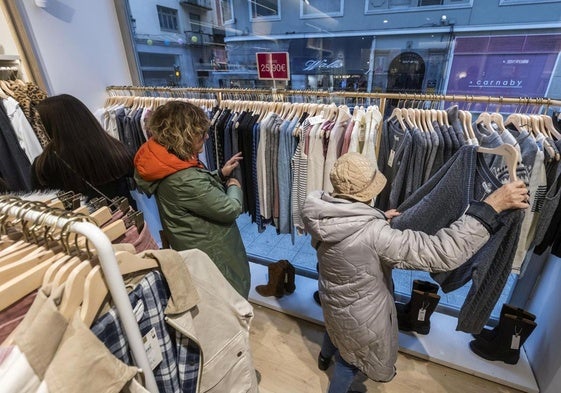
[3,2,561,391]
[0,8,20,56]
[12,0,132,111]
[524,253,561,393]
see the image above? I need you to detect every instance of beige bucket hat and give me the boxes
[330,152,387,203]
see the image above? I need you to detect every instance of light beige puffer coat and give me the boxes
[301,191,491,382]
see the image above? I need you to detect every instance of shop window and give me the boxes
[156,5,179,32]
[418,0,443,5]
[301,0,344,18]
[500,0,560,3]
[250,0,280,20]
[366,0,472,12]
[220,0,234,24]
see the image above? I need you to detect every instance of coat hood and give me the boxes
[301,191,385,243]
[134,138,202,182]
[134,138,203,196]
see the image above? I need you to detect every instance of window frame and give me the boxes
[364,0,473,14]
[156,5,179,32]
[220,0,235,25]
[249,0,281,22]
[300,0,344,19]
[499,0,561,4]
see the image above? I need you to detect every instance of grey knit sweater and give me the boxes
[391,145,526,333]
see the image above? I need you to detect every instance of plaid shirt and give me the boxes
[91,271,199,393]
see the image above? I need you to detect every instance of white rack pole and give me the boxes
[3,203,159,393]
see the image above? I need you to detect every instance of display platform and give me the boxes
[249,262,539,393]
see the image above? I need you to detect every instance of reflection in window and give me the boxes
[220,0,234,23]
[156,5,178,32]
[366,0,471,11]
[301,0,343,17]
[250,0,280,19]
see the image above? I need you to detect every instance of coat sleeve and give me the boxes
[373,213,491,273]
[168,171,243,225]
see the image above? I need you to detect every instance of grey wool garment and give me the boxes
[391,145,525,333]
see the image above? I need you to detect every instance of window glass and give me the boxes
[156,5,179,31]
[121,0,561,321]
[301,0,343,17]
[220,0,234,23]
[366,0,471,11]
[250,0,279,19]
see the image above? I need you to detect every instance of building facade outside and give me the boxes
[127,0,561,99]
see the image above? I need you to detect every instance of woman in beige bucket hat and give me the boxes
[302,152,530,393]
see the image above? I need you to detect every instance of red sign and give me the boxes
[256,52,290,80]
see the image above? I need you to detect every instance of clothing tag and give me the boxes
[143,327,163,370]
[307,115,324,125]
[417,308,426,322]
[482,181,493,195]
[388,149,395,168]
[511,334,521,350]
[133,300,144,322]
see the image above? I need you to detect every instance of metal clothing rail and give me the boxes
[106,85,561,119]
[0,198,158,393]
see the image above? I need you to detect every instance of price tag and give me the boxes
[307,115,324,125]
[143,327,163,370]
[511,334,521,350]
[417,308,426,321]
[388,149,395,168]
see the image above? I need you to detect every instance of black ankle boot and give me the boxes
[396,280,440,335]
[313,290,321,306]
[470,314,537,365]
[473,303,536,341]
[318,352,331,371]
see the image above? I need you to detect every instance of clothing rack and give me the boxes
[0,197,158,393]
[106,85,561,117]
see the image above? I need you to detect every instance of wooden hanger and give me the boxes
[0,248,54,283]
[80,250,159,326]
[542,115,561,140]
[491,112,505,134]
[58,259,93,319]
[477,144,519,181]
[0,244,41,267]
[0,251,66,311]
[476,112,494,134]
[390,107,407,130]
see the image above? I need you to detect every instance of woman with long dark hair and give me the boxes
[31,94,135,207]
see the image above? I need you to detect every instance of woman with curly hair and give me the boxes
[134,100,250,298]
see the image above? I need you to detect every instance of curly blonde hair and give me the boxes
[148,101,210,160]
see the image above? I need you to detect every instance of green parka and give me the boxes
[134,138,250,298]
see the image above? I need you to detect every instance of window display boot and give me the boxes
[283,260,296,294]
[473,304,536,341]
[396,289,440,335]
[255,260,288,298]
[469,314,537,365]
[396,280,440,334]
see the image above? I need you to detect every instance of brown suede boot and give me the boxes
[256,261,287,298]
[283,260,296,294]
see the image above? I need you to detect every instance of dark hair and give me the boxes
[33,94,133,192]
[0,177,9,193]
[148,101,210,160]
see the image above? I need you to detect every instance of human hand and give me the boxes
[384,209,401,222]
[483,180,530,213]
[226,178,241,188]
[221,152,243,178]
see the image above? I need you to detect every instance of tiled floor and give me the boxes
[236,212,515,319]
